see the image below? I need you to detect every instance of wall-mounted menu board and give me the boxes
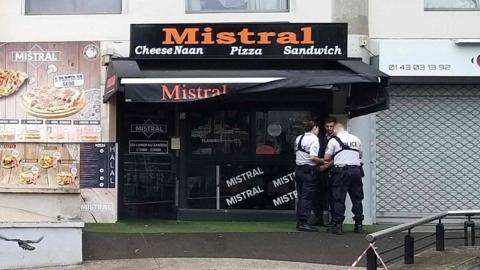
[0,42,103,143]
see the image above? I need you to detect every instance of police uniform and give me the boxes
[325,131,364,229]
[295,132,320,228]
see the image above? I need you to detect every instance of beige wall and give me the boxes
[369,0,480,39]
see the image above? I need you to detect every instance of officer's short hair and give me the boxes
[324,116,337,124]
[304,121,317,132]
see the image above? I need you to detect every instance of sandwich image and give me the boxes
[18,171,37,185]
[0,130,15,141]
[80,133,98,142]
[1,155,18,169]
[56,171,75,185]
[24,130,41,140]
[38,155,55,169]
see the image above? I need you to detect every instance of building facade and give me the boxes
[0,0,385,224]
[369,0,480,223]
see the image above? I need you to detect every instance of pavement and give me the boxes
[27,258,365,270]
[82,230,384,266]
[16,224,473,270]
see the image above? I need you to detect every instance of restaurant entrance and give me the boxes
[121,103,177,218]
[107,23,390,220]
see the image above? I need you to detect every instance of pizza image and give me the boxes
[20,86,86,118]
[0,69,28,97]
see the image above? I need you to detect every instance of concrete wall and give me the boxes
[0,225,83,269]
[0,193,81,220]
[369,0,480,38]
[0,0,333,42]
[333,0,368,35]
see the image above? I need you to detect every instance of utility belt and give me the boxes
[332,164,364,177]
[296,164,316,172]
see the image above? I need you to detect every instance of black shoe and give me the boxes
[309,220,325,227]
[297,224,319,232]
[324,221,335,228]
[327,224,343,235]
[354,224,364,233]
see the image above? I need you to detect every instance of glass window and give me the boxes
[189,110,250,156]
[220,164,296,210]
[186,0,289,13]
[187,165,217,209]
[425,0,480,9]
[255,111,312,156]
[25,0,122,15]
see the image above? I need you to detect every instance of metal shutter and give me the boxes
[375,85,480,221]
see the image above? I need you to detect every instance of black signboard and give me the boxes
[130,23,347,59]
[80,143,116,188]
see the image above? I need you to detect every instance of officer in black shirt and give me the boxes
[311,116,336,227]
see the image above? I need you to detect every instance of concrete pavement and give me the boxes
[29,258,365,270]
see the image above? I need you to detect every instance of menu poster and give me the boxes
[0,42,102,143]
[79,143,117,223]
[0,143,80,190]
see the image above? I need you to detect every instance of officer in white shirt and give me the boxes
[294,121,322,232]
[324,123,364,235]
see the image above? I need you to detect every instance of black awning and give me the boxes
[104,58,389,118]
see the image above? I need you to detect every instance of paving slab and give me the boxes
[389,247,480,270]
[27,258,366,270]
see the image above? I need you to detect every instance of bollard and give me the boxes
[366,246,377,270]
[404,234,414,264]
[465,221,475,246]
[464,221,469,246]
[471,222,476,246]
[436,223,445,251]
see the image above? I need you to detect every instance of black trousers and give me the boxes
[331,166,364,224]
[295,165,316,225]
[313,171,330,223]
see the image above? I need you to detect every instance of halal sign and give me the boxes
[130,119,167,138]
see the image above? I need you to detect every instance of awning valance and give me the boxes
[103,58,389,118]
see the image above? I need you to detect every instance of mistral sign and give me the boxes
[130,23,347,59]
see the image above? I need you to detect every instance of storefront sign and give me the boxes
[128,140,169,154]
[130,119,167,138]
[379,40,480,77]
[130,23,347,59]
[12,44,60,68]
[160,84,228,101]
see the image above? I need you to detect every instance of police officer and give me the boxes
[311,117,336,227]
[295,121,322,232]
[324,123,364,235]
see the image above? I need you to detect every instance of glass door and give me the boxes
[122,104,176,218]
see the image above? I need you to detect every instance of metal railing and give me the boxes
[365,210,480,270]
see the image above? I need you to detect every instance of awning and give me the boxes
[104,58,389,118]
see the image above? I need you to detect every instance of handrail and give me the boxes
[366,210,480,242]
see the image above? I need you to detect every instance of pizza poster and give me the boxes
[0,42,102,143]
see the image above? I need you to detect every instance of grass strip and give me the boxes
[85,220,385,234]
